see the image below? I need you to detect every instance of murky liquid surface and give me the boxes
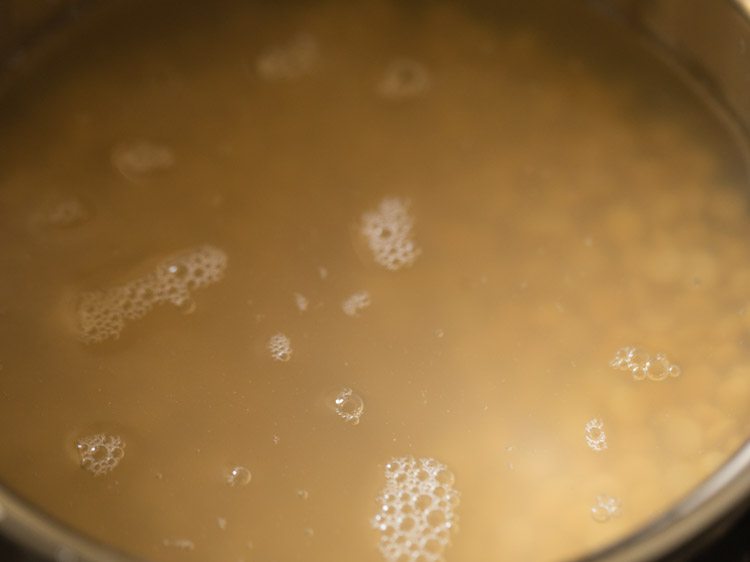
[1,0,749,561]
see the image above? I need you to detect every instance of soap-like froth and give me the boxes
[268,332,293,362]
[372,456,459,562]
[585,418,608,452]
[76,245,228,343]
[75,434,125,476]
[360,198,421,271]
[342,291,371,317]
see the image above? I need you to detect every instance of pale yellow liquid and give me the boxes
[1,1,750,561]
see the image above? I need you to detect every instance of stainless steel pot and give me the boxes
[1,1,750,560]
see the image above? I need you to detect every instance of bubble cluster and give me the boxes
[342,290,371,317]
[227,466,252,487]
[584,418,608,452]
[75,434,125,476]
[377,59,432,100]
[333,387,365,424]
[294,292,309,312]
[162,539,195,551]
[76,245,228,343]
[372,456,460,562]
[361,197,421,271]
[268,332,292,362]
[590,494,622,523]
[610,346,681,381]
[256,34,319,81]
[111,141,175,181]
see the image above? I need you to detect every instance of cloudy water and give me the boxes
[0,0,749,561]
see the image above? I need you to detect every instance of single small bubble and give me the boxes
[434,328,445,339]
[304,527,315,538]
[217,517,227,530]
[166,263,188,278]
[162,539,195,551]
[668,364,682,378]
[427,509,446,527]
[272,434,281,445]
[334,387,365,424]
[294,293,309,312]
[436,470,455,487]
[645,353,670,381]
[296,489,310,500]
[627,347,650,371]
[318,266,329,280]
[178,297,197,315]
[227,466,252,487]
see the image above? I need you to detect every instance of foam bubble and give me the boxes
[227,466,252,487]
[334,387,365,424]
[342,291,371,317]
[372,456,460,562]
[610,346,681,381]
[294,293,309,312]
[590,494,622,523]
[162,539,195,551]
[256,34,319,82]
[584,418,607,452]
[42,198,90,228]
[111,141,175,181]
[268,332,292,362]
[377,59,432,100]
[75,434,125,476]
[76,244,227,343]
[360,197,421,271]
